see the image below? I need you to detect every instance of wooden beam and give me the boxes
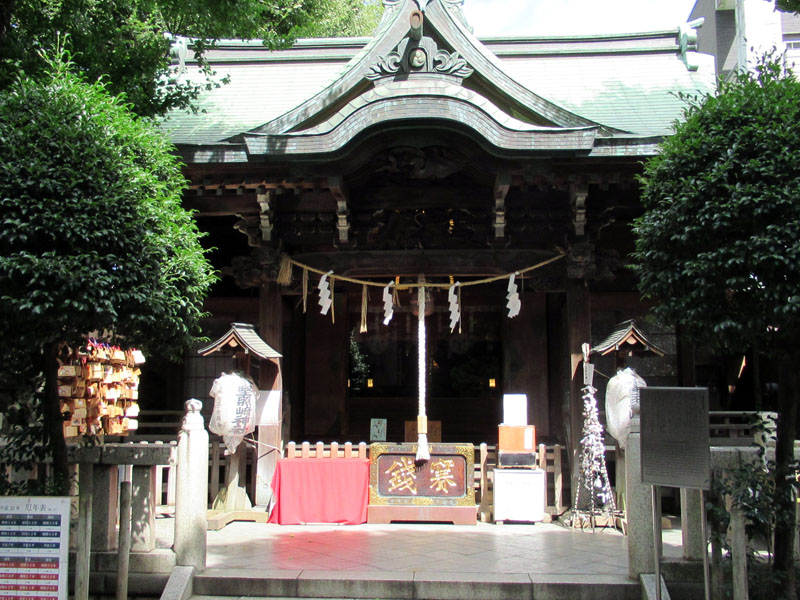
[494,173,511,239]
[570,183,589,236]
[257,190,273,242]
[329,176,350,244]
[289,248,565,280]
[356,185,487,211]
[183,195,258,216]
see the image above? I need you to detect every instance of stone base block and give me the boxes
[367,504,476,525]
[207,509,268,531]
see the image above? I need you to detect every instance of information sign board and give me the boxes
[640,387,710,490]
[0,497,70,599]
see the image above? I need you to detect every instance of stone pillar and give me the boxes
[131,465,157,552]
[174,399,209,570]
[255,388,282,507]
[75,462,94,600]
[116,465,132,600]
[680,488,705,560]
[625,414,655,579]
[91,463,119,551]
[728,496,749,600]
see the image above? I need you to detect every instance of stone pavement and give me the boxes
[155,514,686,599]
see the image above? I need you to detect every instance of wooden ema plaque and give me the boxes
[368,443,476,525]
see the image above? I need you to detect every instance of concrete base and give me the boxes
[367,504,476,525]
[207,509,269,531]
[160,565,194,600]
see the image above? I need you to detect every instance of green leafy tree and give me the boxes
[778,0,800,13]
[0,0,382,118]
[632,58,800,599]
[293,0,383,38]
[0,51,217,492]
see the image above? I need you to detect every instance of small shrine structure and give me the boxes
[198,322,283,525]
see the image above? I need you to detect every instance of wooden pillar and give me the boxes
[566,279,591,497]
[502,292,549,436]
[258,282,283,506]
[259,282,284,356]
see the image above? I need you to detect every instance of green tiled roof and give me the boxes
[162,16,715,148]
[499,51,716,136]
[160,52,356,145]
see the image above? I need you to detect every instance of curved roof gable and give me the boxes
[240,0,623,159]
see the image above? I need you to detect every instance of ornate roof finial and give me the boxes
[679,18,705,72]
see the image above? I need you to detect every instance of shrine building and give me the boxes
[159,0,717,474]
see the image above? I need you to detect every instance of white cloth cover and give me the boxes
[209,372,257,453]
[604,367,646,449]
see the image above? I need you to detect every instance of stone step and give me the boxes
[188,569,641,600]
[191,597,404,600]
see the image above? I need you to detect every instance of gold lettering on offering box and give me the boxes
[375,451,468,498]
[429,458,457,494]
[385,457,417,494]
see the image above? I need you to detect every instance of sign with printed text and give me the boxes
[369,418,387,442]
[0,497,70,599]
[640,387,710,490]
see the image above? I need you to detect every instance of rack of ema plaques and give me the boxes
[367,443,476,525]
[493,394,545,523]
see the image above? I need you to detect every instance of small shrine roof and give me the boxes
[591,320,666,357]
[197,322,282,361]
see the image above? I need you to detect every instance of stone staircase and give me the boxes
[159,567,642,600]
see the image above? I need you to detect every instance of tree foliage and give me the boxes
[632,57,800,599]
[0,52,217,490]
[0,0,383,118]
[777,0,800,13]
[633,59,800,356]
[293,0,383,39]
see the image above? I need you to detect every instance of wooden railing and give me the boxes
[131,408,782,517]
[284,441,368,459]
[709,411,777,445]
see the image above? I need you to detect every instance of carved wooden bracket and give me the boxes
[329,176,350,244]
[566,241,596,279]
[570,183,589,237]
[367,35,473,81]
[224,246,284,288]
[493,173,511,239]
[257,189,273,242]
[233,215,261,247]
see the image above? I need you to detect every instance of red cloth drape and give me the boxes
[268,458,369,525]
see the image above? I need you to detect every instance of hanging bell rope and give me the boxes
[360,284,369,333]
[416,281,430,463]
[302,268,308,314]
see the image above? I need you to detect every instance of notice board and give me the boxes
[640,387,710,490]
[0,496,70,599]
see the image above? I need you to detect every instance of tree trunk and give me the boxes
[773,352,798,600]
[43,342,69,495]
